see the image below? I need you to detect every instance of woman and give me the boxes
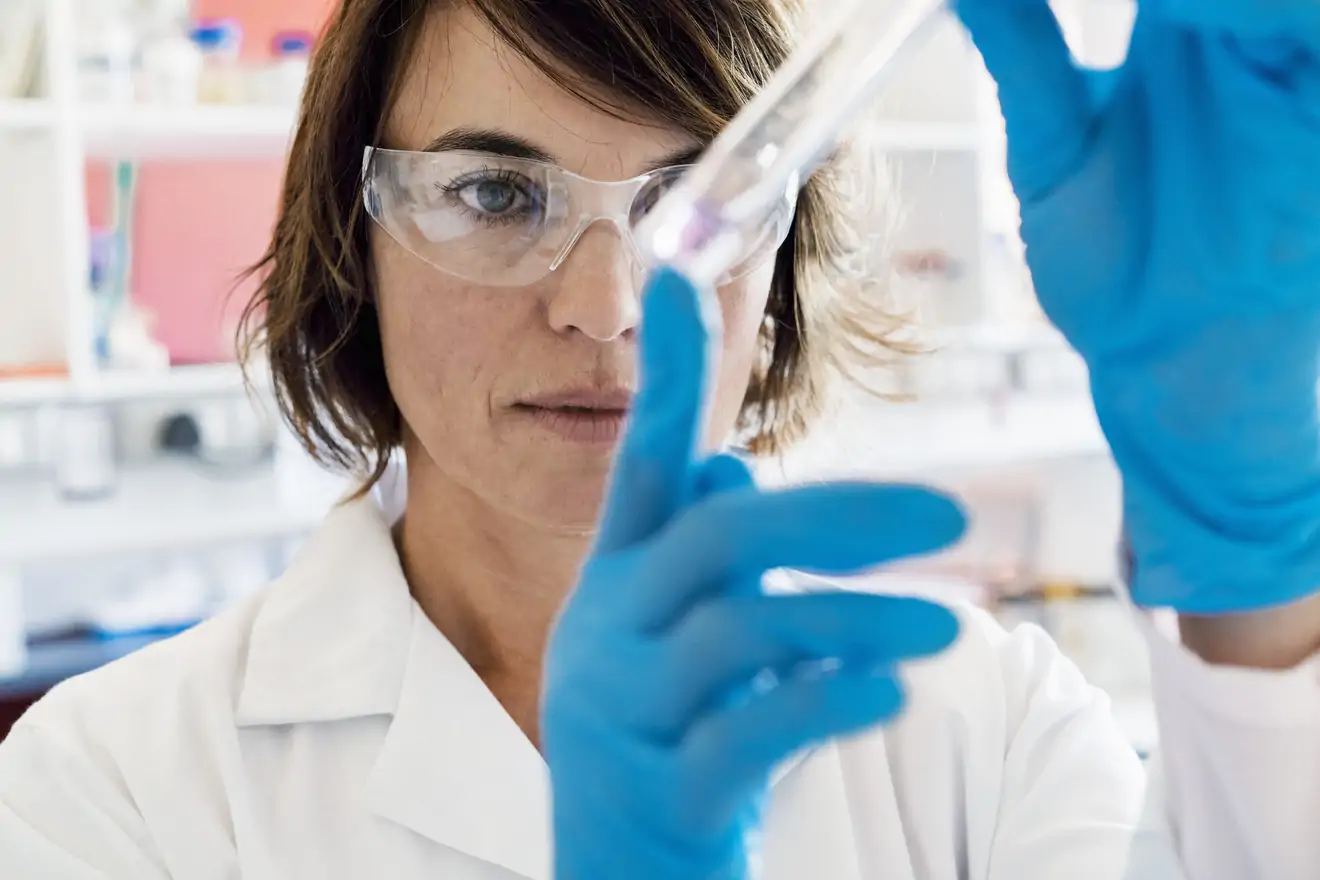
[2,0,1318,877]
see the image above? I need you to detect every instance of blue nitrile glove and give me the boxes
[955,0,1320,613]
[541,268,967,879]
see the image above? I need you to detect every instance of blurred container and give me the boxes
[194,395,272,466]
[141,25,204,104]
[0,408,38,472]
[193,19,245,104]
[53,404,117,500]
[258,31,314,106]
[75,1,137,103]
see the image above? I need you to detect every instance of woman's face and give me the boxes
[373,6,775,530]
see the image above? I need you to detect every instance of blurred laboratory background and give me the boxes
[0,0,1153,751]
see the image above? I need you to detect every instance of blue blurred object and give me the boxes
[956,0,1320,613]
[271,31,314,57]
[541,268,966,879]
[190,19,243,55]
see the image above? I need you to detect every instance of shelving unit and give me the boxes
[0,457,327,565]
[0,362,260,407]
[1,0,300,400]
[0,1,306,576]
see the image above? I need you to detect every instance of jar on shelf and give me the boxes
[192,19,246,105]
[74,0,136,104]
[140,25,204,105]
[261,31,315,106]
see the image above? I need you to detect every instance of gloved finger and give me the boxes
[596,267,719,554]
[679,667,905,824]
[694,452,757,499]
[1142,0,1320,41]
[952,0,1095,203]
[694,453,764,600]
[635,592,957,735]
[629,483,966,630]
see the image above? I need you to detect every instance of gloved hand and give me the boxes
[541,268,966,879]
[955,0,1320,613]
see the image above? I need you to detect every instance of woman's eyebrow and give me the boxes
[423,127,557,162]
[423,127,705,172]
[643,145,705,172]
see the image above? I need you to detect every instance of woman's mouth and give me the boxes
[514,390,634,445]
[517,405,630,444]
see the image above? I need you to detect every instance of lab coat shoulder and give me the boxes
[24,588,265,739]
[820,596,1162,879]
[0,590,272,879]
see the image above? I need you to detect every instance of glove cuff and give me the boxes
[1092,357,1320,613]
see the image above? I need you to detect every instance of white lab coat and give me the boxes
[1,486,1318,879]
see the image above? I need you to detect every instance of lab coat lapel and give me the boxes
[365,605,552,880]
[235,495,413,724]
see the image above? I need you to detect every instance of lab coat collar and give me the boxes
[234,491,414,724]
[235,476,552,877]
[365,605,552,879]
[233,463,814,879]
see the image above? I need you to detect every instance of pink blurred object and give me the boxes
[84,0,335,366]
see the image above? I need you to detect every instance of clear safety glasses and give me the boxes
[361,148,798,288]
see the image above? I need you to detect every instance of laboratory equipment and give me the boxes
[636,0,946,290]
[52,404,116,500]
[193,19,245,104]
[140,19,204,104]
[261,31,314,106]
[73,0,137,103]
[631,0,946,438]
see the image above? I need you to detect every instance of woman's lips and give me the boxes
[517,405,629,444]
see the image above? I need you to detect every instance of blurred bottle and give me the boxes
[139,0,203,105]
[53,404,117,501]
[259,31,314,106]
[74,0,137,103]
[193,18,245,104]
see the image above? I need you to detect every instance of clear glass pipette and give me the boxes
[637,0,948,290]
[634,0,949,447]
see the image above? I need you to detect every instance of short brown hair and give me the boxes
[241,0,899,489]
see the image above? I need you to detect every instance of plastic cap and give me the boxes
[272,31,314,56]
[191,18,243,52]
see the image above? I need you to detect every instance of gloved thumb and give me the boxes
[952,0,1096,204]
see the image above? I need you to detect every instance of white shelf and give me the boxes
[779,393,1110,480]
[0,99,55,133]
[75,363,259,403]
[871,122,983,153]
[0,458,330,564]
[0,375,67,407]
[81,104,297,160]
[0,363,262,408]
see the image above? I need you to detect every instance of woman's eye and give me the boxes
[459,179,526,215]
[631,171,685,225]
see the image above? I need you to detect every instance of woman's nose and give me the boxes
[545,224,641,342]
